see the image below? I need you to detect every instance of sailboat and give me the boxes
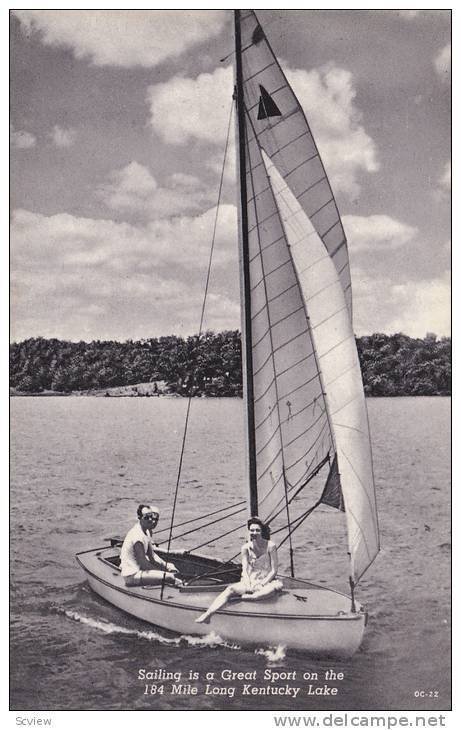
[76,10,379,658]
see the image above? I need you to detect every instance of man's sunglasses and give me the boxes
[143,513,159,521]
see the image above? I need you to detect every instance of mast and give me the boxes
[234,9,258,516]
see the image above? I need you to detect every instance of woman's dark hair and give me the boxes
[247,516,271,540]
[137,504,151,519]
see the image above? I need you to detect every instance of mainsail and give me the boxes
[234,10,379,584]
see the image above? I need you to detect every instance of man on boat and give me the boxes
[120,504,183,587]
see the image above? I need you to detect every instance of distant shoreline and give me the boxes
[9,386,450,399]
[9,382,173,398]
[9,332,451,397]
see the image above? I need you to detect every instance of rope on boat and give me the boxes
[178,453,331,584]
[272,463,336,549]
[186,519,247,554]
[157,505,246,545]
[153,499,245,536]
[160,98,235,601]
[265,453,331,529]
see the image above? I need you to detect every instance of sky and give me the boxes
[10,8,451,343]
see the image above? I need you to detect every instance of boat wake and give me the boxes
[60,608,286,660]
[60,608,241,650]
[255,645,287,663]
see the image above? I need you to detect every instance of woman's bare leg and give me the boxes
[241,580,283,601]
[195,584,245,623]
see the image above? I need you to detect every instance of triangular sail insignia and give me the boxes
[257,85,282,120]
[252,24,265,45]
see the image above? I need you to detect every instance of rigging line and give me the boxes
[262,446,330,523]
[190,456,328,583]
[187,520,247,553]
[265,453,331,525]
[283,409,326,449]
[160,97,235,601]
[290,430,328,483]
[291,450,320,490]
[275,499,322,547]
[256,428,327,511]
[157,506,246,545]
[272,462,336,545]
[153,500,246,535]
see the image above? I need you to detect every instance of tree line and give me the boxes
[10,331,451,397]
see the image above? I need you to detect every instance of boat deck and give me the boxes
[77,545,357,619]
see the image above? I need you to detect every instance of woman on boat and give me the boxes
[195,517,283,623]
[120,504,183,587]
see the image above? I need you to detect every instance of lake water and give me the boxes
[10,396,451,711]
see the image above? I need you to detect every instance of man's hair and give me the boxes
[137,504,151,519]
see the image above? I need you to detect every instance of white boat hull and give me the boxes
[76,546,367,658]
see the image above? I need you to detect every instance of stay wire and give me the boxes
[160,98,235,600]
[153,499,245,536]
[157,505,246,545]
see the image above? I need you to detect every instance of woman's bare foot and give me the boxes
[195,613,211,624]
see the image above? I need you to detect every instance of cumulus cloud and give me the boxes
[343,214,417,252]
[147,66,234,146]
[397,10,422,19]
[439,161,451,191]
[206,144,237,188]
[434,43,451,83]
[97,161,214,218]
[433,161,451,202]
[286,65,379,196]
[11,204,450,341]
[147,62,378,197]
[352,271,451,338]
[51,125,76,147]
[13,10,226,68]
[11,205,239,341]
[384,273,451,337]
[11,128,36,149]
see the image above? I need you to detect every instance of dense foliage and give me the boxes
[10,331,451,397]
